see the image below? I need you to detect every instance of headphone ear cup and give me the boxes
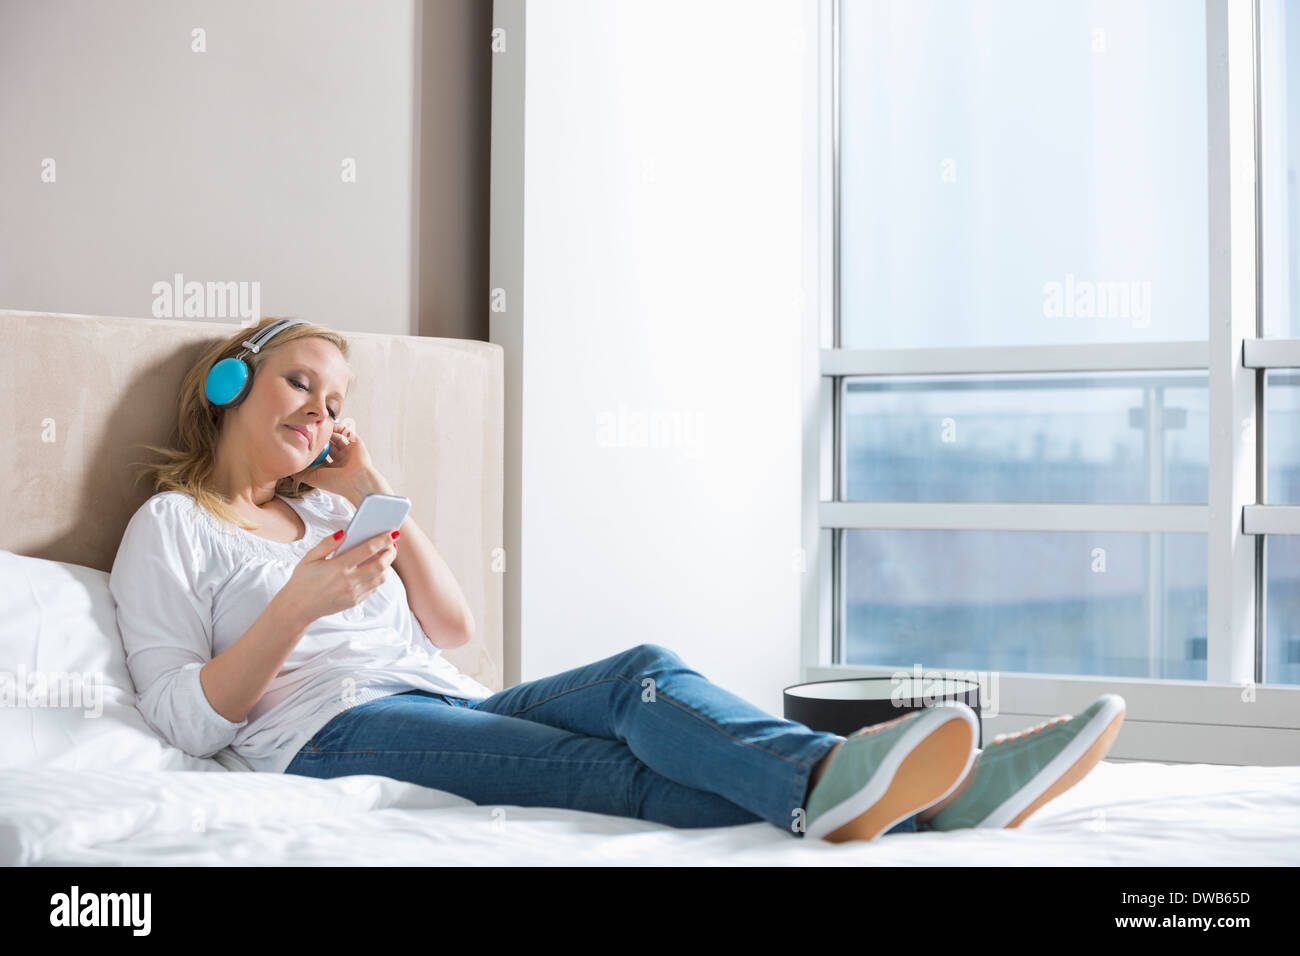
[205,357,253,407]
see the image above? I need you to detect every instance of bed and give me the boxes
[2,309,1298,866]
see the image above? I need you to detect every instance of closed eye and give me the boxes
[289,378,339,420]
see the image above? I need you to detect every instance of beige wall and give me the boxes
[416,0,492,342]
[0,0,490,342]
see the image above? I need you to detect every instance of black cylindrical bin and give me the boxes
[784,677,983,749]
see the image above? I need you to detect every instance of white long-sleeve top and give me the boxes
[108,487,494,773]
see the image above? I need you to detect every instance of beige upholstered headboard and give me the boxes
[0,310,503,693]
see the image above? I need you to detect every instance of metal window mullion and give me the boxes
[1256,369,1265,687]
[1145,386,1167,677]
[821,501,1207,533]
[802,0,838,675]
[1257,531,1267,683]
[829,0,844,666]
[1254,0,1266,686]
[1242,336,1300,364]
[831,0,841,357]
[823,341,1209,376]
[1243,504,1300,532]
[832,379,843,665]
[1207,0,1260,686]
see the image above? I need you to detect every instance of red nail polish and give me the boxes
[391,530,400,539]
[334,530,345,540]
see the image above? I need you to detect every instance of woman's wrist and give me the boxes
[271,584,317,636]
[346,469,394,509]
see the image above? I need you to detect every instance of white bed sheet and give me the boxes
[3,759,1297,865]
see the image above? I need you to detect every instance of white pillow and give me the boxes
[0,549,229,772]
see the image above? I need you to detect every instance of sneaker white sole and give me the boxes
[981,694,1127,829]
[809,702,979,843]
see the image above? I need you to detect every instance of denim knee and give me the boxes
[625,642,682,672]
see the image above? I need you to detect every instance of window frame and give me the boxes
[800,0,1300,765]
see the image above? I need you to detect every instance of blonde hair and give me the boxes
[126,316,354,531]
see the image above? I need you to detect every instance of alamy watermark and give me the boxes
[595,403,708,455]
[151,272,261,322]
[1042,273,1152,329]
[0,666,103,718]
[889,664,999,719]
[49,886,150,935]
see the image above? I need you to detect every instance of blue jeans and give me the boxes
[284,643,918,837]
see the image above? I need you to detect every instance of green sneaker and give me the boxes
[804,701,978,842]
[922,693,1127,831]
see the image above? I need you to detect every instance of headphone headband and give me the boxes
[237,318,309,359]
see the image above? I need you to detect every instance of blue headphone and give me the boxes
[204,317,332,469]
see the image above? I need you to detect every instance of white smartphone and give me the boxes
[328,493,411,564]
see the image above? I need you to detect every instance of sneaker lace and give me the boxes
[990,713,1071,746]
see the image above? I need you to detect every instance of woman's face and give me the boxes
[223,337,351,477]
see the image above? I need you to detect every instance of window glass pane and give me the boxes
[1265,370,1300,503]
[843,371,1208,503]
[1265,536,1300,684]
[838,0,1208,348]
[843,530,1208,679]
[1260,0,1300,337]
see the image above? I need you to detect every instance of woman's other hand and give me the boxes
[283,527,399,623]
[290,419,375,500]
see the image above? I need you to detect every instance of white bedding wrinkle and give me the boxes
[107,488,493,774]
[1,761,1297,866]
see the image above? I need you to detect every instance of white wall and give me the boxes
[493,0,807,715]
[0,0,416,333]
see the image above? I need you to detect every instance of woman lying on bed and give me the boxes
[111,316,1127,843]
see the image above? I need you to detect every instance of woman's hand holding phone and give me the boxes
[284,528,399,622]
